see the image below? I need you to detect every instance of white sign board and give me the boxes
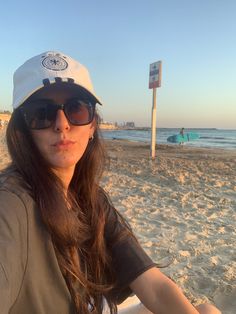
[149,61,162,89]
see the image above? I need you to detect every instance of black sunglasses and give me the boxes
[20,97,96,130]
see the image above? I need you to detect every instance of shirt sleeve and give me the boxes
[0,190,28,313]
[105,206,156,304]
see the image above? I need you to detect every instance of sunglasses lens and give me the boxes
[21,101,56,129]
[21,98,95,129]
[65,99,94,126]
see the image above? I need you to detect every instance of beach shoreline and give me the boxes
[101,128,236,151]
[0,133,235,313]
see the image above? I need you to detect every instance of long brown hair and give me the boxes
[6,107,131,313]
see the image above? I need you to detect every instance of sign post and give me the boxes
[149,61,162,159]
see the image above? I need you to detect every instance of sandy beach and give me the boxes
[0,129,235,313]
[103,140,236,314]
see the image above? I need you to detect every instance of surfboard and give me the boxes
[167,132,199,143]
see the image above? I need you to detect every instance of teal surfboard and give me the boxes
[167,132,199,143]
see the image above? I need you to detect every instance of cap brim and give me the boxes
[15,81,103,109]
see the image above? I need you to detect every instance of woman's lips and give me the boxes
[52,140,76,149]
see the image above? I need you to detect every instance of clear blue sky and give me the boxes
[0,0,235,128]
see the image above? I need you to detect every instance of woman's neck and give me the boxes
[52,166,75,191]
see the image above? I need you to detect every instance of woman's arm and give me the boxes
[130,267,221,314]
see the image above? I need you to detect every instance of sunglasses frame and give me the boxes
[20,97,96,130]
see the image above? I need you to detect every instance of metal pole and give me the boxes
[151,88,157,159]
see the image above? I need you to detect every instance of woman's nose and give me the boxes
[54,109,70,132]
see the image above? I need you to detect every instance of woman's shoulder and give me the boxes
[0,167,34,213]
[1,166,26,188]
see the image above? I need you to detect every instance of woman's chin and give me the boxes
[49,158,79,171]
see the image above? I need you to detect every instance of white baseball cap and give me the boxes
[12,51,102,109]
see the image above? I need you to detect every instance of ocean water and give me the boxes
[101,128,236,150]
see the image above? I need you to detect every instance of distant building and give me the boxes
[0,113,11,127]
[125,122,135,128]
[99,122,118,130]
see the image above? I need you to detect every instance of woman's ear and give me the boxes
[89,118,96,138]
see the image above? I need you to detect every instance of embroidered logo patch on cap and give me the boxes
[42,54,68,71]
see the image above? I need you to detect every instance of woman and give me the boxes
[0,51,221,314]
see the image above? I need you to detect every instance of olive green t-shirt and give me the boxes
[0,172,155,313]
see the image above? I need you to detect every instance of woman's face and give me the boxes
[29,84,95,178]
